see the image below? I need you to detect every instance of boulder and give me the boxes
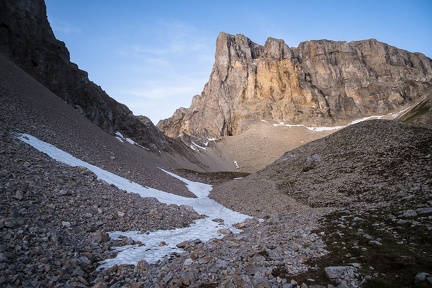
[324,266,360,287]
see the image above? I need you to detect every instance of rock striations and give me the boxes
[158,32,432,139]
[0,0,168,152]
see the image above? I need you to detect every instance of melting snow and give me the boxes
[191,141,206,150]
[114,131,149,150]
[16,133,250,268]
[234,160,240,169]
[186,138,218,151]
[272,115,385,131]
[125,138,136,145]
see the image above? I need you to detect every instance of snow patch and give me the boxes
[125,137,136,145]
[273,115,385,131]
[189,144,197,151]
[16,133,250,268]
[160,168,212,198]
[115,131,149,151]
[191,141,206,150]
[204,137,217,146]
[234,160,239,170]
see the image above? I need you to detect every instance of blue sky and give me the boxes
[45,0,432,124]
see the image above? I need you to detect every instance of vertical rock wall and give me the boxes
[158,32,432,138]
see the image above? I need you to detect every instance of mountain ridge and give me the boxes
[0,0,169,152]
[1,1,432,286]
[158,32,432,139]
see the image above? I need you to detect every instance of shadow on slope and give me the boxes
[398,89,432,128]
[211,119,432,215]
[0,51,201,197]
[210,119,432,286]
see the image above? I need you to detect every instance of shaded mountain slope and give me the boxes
[0,0,167,152]
[0,51,196,196]
[0,0,237,172]
[0,51,209,287]
[211,120,432,216]
[398,87,432,127]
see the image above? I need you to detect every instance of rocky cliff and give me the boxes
[0,0,168,152]
[158,32,432,138]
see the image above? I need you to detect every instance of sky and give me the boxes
[44,0,432,124]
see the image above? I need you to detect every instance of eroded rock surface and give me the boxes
[158,32,432,139]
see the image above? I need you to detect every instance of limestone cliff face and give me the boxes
[158,32,432,138]
[0,0,168,151]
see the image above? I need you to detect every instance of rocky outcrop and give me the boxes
[0,0,168,152]
[158,32,432,138]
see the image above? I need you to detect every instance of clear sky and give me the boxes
[44,0,432,124]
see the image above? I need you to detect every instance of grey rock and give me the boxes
[416,207,432,216]
[78,256,90,266]
[4,218,18,228]
[368,240,382,246]
[14,190,24,200]
[217,228,232,236]
[183,258,193,266]
[0,253,7,262]
[415,272,430,281]
[396,219,410,225]
[325,266,356,281]
[400,210,418,217]
[59,189,69,196]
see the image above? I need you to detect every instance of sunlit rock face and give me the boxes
[158,32,432,138]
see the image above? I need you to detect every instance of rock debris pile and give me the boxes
[0,133,202,287]
[93,211,330,287]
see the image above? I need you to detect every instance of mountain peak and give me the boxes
[158,33,432,139]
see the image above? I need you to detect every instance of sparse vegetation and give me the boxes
[295,204,432,287]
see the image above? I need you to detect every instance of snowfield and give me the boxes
[17,133,250,268]
[273,115,386,131]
